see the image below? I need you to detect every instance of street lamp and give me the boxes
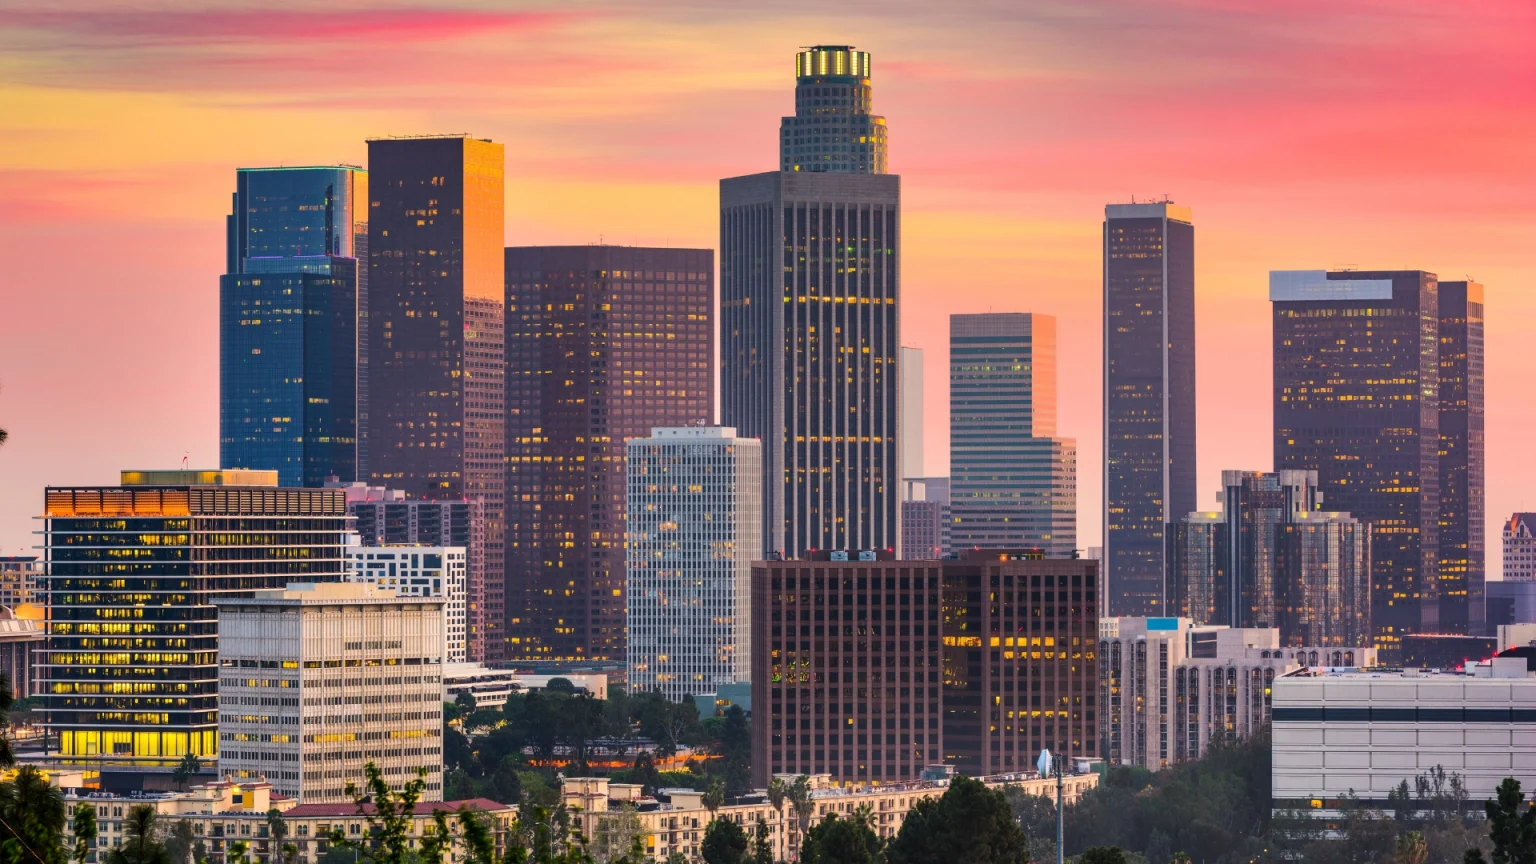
[1036,749,1064,864]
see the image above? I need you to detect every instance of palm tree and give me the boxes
[1394,831,1428,864]
[787,775,815,855]
[104,805,170,864]
[0,764,67,864]
[170,754,201,790]
[767,778,788,861]
[265,809,288,863]
[702,781,725,821]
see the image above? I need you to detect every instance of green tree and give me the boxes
[1077,848,1127,864]
[750,818,772,864]
[1395,831,1428,864]
[162,820,196,864]
[1003,786,1056,863]
[766,777,788,863]
[0,672,17,768]
[800,814,882,864]
[702,781,725,820]
[225,842,250,864]
[1463,778,1536,864]
[456,690,480,718]
[0,765,67,864]
[719,707,750,797]
[588,805,645,864]
[326,763,427,864]
[885,775,1028,864]
[545,678,576,695]
[629,753,661,797]
[170,754,201,789]
[70,803,96,864]
[700,819,747,864]
[786,776,815,849]
[104,806,169,864]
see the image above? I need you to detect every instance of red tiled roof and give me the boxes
[282,799,510,818]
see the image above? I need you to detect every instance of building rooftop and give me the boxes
[1105,202,1192,223]
[212,582,440,606]
[282,798,509,818]
[120,469,278,487]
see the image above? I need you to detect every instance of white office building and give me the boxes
[346,546,467,662]
[1272,658,1536,822]
[1101,617,1377,770]
[214,582,446,803]
[626,427,762,701]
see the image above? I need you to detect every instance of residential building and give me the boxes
[41,470,348,768]
[0,556,42,609]
[750,550,1098,786]
[722,46,900,560]
[900,346,924,481]
[626,427,761,701]
[1503,513,1536,582]
[900,478,948,561]
[213,582,446,803]
[563,772,1095,863]
[1271,658,1536,824]
[505,246,714,662]
[346,546,468,662]
[1272,269,1442,662]
[0,605,43,698]
[331,482,488,662]
[220,166,367,487]
[1099,617,1375,770]
[1169,470,1371,647]
[950,313,1076,557]
[1437,281,1485,636]
[1103,202,1196,618]
[366,135,505,661]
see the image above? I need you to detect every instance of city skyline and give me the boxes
[1,2,1533,578]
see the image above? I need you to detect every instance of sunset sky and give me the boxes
[1,0,1532,572]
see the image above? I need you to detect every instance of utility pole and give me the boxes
[1038,749,1065,864]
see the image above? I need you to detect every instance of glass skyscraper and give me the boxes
[220,166,366,487]
[1437,281,1485,636]
[722,46,900,558]
[367,136,506,661]
[504,246,714,662]
[949,313,1076,557]
[1103,202,1196,617]
[1271,269,1442,661]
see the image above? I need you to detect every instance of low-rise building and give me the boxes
[563,771,1097,863]
[1271,656,1536,823]
[1100,617,1376,770]
[214,582,446,804]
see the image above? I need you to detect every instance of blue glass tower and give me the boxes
[220,166,367,487]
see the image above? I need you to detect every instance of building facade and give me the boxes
[1271,660,1536,822]
[949,313,1076,557]
[749,550,1099,787]
[214,582,445,803]
[0,556,42,609]
[722,46,900,561]
[41,470,348,766]
[1504,513,1536,582]
[1099,618,1375,770]
[626,427,761,701]
[0,606,43,698]
[366,135,505,661]
[778,46,888,174]
[346,546,468,663]
[1103,202,1196,618]
[1272,270,1442,661]
[900,346,924,481]
[221,166,367,487]
[1437,281,1485,636]
[900,478,948,561]
[504,246,715,663]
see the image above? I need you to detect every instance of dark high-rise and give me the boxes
[1272,269,1441,660]
[504,246,714,662]
[1103,202,1196,617]
[367,136,506,660]
[723,46,900,558]
[220,166,367,487]
[1438,281,1485,636]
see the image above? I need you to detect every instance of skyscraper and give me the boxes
[1103,202,1195,617]
[722,46,900,558]
[505,246,714,661]
[626,427,761,701]
[900,346,925,482]
[221,166,367,487]
[41,470,348,768]
[1272,269,1440,660]
[1438,281,1485,636]
[367,136,505,660]
[950,313,1076,557]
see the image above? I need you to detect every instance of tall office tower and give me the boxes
[332,482,488,662]
[1438,281,1485,635]
[1272,270,1440,661]
[346,546,468,662]
[1506,514,1536,582]
[41,470,347,768]
[722,46,900,559]
[749,550,1098,786]
[626,427,761,701]
[950,314,1076,556]
[215,582,444,803]
[900,347,925,481]
[1103,202,1196,617]
[505,246,714,661]
[1169,470,1371,646]
[779,46,887,173]
[221,166,367,486]
[368,136,505,661]
[900,477,949,560]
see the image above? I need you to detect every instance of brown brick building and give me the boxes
[751,550,1099,786]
